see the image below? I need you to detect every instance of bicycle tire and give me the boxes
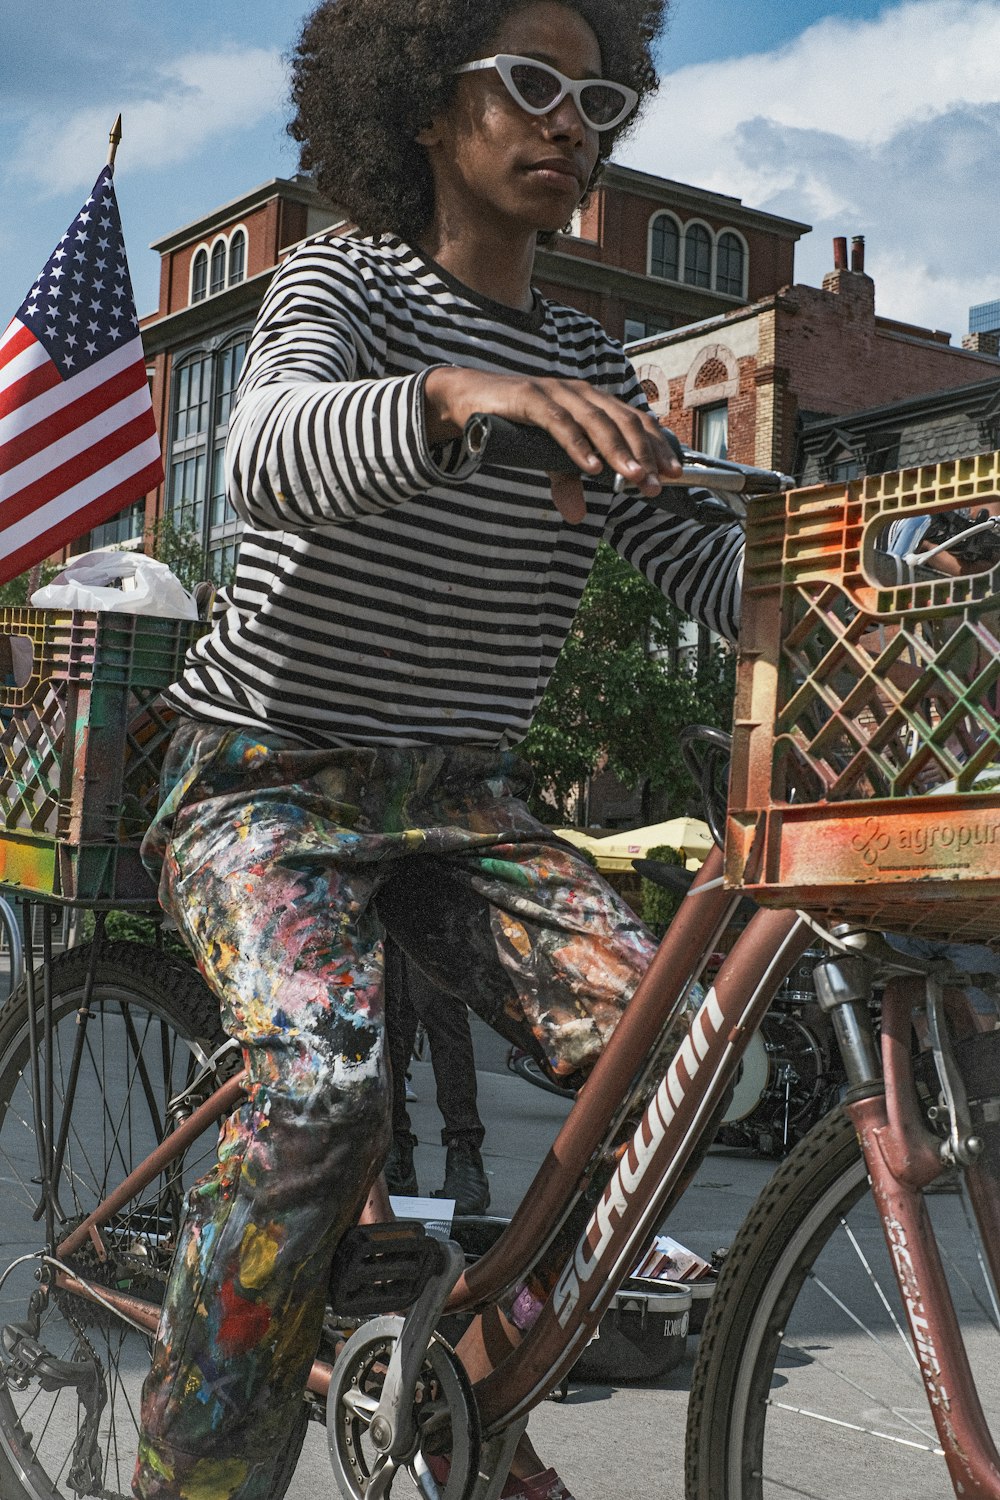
[685,1105,1000,1500]
[507,1049,577,1100]
[0,941,306,1500]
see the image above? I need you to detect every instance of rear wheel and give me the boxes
[0,941,310,1499]
[685,1105,1000,1500]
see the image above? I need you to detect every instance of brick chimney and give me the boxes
[823,232,875,307]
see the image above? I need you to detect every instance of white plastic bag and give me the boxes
[30,550,199,620]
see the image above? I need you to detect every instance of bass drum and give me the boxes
[719,1028,770,1124]
[715,1010,837,1157]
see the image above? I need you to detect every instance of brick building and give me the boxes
[81,166,807,576]
[628,236,1000,481]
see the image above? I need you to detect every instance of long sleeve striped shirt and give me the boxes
[166,233,744,748]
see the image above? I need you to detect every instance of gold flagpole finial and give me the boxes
[107,114,123,173]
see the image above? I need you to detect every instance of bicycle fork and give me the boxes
[815,938,1000,1499]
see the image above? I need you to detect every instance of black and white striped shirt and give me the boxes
[167,234,744,748]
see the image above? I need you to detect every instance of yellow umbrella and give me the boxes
[552,828,603,856]
[587,817,713,872]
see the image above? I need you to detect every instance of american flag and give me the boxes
[0,165,163,584]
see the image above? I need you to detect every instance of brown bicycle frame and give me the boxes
[49,845,1000,1495]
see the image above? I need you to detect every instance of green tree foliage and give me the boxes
[0,563,60,608]
[145,514,209,592]
[638,843,685,937]
[521,543,735,822]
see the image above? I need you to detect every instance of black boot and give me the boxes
[433,1138,490,1215]
[384,1131,418,1196]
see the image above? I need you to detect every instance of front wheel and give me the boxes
[685,1106,1000,1500]
[0,942,240,1499]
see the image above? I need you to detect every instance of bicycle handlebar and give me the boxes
[462,414,795,501]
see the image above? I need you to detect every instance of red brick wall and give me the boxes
[777,273,1000,415]
[162,202,276,317]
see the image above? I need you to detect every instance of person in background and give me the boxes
[384,937,491,1213]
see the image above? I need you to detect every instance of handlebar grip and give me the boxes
[463,414,603,478]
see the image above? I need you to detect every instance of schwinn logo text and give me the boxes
[553,989,726,1326]
[851,815,1000,866]
[884,1216,951,1413]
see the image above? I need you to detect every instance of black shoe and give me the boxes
[384,1132,419,1196]
[433,1139,490,1215]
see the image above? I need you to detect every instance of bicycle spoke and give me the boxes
[837,1217,919,1371]
[943,1187,1000,1333]
[765,1400,944,1455]
[772,1343,938,1450]
[805,1271,923,1389]
[754,1470,847,1499]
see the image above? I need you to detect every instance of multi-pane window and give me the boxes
[829,452,861,482]
[172,354,211,442]
[684,224,712,289]
[168,338,248,583]
[215,338,247,427]
[623,312,673,344]
[716,232,745,296]
[648,216,751,298]
[210,241,226,296]
[649,213,680,281]
[229,230,246,287]
[191,249,208,304]
[89,498,146,550]
[190,232,248,305]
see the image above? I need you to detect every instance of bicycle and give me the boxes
[1,437,1000,1500]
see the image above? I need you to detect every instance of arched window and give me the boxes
[716,231,746,296]
[649,212,680,281]
[191,248,208,304]
[228,229,246,287]
[210,240,226,296]
[683,224,712,289]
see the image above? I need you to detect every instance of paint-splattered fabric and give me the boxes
[133,719,657,1500]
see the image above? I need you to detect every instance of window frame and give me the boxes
[189,246,209,305]
[695,400,729,460]
[682,220,713,290]
[647,210,682,283]
[228,226,248,288]
[714,229,748,298]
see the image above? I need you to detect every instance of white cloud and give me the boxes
[620,0,1000,338]
[10,46,286,196]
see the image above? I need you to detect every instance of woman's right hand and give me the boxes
[423,367,682,524]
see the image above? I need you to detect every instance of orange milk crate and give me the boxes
[726,449,1000,941]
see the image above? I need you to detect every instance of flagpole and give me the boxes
[107,114,122,174]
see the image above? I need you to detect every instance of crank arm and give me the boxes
[369,1236,465,1462]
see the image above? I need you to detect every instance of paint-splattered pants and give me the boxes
[133,721,657,1500]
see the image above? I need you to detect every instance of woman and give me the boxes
[133,2,742,1496]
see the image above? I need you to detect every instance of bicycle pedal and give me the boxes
[328,1222,451,1316]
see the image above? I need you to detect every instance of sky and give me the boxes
[1,0,998,342]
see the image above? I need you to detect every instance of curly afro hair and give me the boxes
[288,0,669,242]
